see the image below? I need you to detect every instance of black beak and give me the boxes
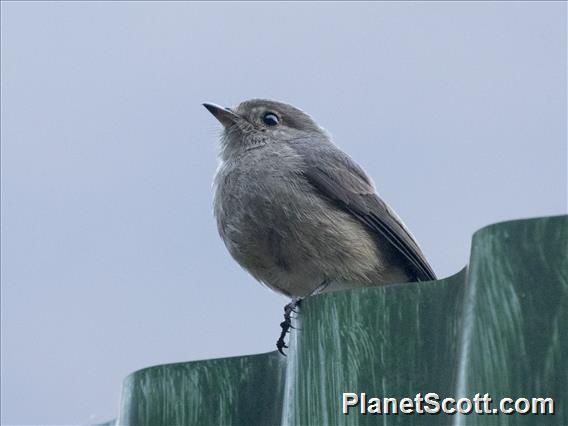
[203,102,240,128]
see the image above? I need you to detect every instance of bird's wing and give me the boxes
[293,142,436,281]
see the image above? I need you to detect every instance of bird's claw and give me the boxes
[276,297,302,355]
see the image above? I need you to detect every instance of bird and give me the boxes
[203,99,436,353]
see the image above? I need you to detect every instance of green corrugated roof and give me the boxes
[100,215,567,425]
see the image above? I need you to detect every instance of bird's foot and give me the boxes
[276,297,303,356]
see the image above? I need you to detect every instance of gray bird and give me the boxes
[204,99,436,352]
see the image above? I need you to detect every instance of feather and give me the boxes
[293,141,437,282]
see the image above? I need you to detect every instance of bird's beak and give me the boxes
[203,102,240,128]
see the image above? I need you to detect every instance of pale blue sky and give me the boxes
[1,2,566,424]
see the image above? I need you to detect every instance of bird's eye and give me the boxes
[262,112,279,126]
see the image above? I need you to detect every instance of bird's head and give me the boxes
[203,99,325,160]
